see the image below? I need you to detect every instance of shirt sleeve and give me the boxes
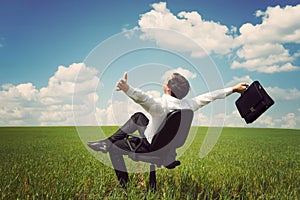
[125,86,164,115]
[188,87,233,111]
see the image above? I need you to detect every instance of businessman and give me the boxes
[88,72,248,187]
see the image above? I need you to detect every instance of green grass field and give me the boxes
[0,127,299,199]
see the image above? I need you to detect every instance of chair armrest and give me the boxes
[126,133,144,139]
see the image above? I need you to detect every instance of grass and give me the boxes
[0,126,299,199]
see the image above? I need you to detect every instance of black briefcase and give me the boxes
[235,81,275,124]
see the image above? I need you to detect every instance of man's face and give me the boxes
[162,75,173,94]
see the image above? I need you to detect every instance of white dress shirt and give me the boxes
[126,86,233,143]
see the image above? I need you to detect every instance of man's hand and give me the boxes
[233,83,249,94]
[116,72,129,92]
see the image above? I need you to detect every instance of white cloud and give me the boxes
[40,63,99,104]
[233,43,299,73]
[192,110,245,127]
[232,4,300,73]
[266,86,300,101]
[0,63,99,126]
[189,109,300,129]
[161,67,197,81]
[255,114,276,128]
[0,83,35,101]
[220,110,294,129]
[193,112,210,126]
[0,107,24,120]
[223,110,247,127]
[138,3,300,73]
[95,100,145,126]
[16,83,39,101]
[231,60,299,73]
[225,75,253,87]
[281,113,297,129]
[39,104,74,125]
[138,2,236,57]
[2,63,299,128]
[0,82,42,125]
[236,43,290,60]
[238,5,300,44]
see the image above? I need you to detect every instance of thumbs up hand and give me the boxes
[116,72,129,92]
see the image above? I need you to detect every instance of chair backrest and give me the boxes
[149,109,193,152]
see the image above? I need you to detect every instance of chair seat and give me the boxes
[128,153,163,165]
[128,152,181,169]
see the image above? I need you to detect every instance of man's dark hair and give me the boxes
[167,73,190,99]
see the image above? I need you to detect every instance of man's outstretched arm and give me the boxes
[115,72,163,114]
[189,82,249,111]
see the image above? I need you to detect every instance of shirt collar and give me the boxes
[162,94,181,102]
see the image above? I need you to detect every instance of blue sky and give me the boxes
[1,0,300,128]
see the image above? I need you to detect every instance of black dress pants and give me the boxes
[108,112,150,186]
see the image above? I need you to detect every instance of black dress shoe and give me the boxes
[87,139,112,153]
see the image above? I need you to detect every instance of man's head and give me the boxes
[163,73,190,99]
